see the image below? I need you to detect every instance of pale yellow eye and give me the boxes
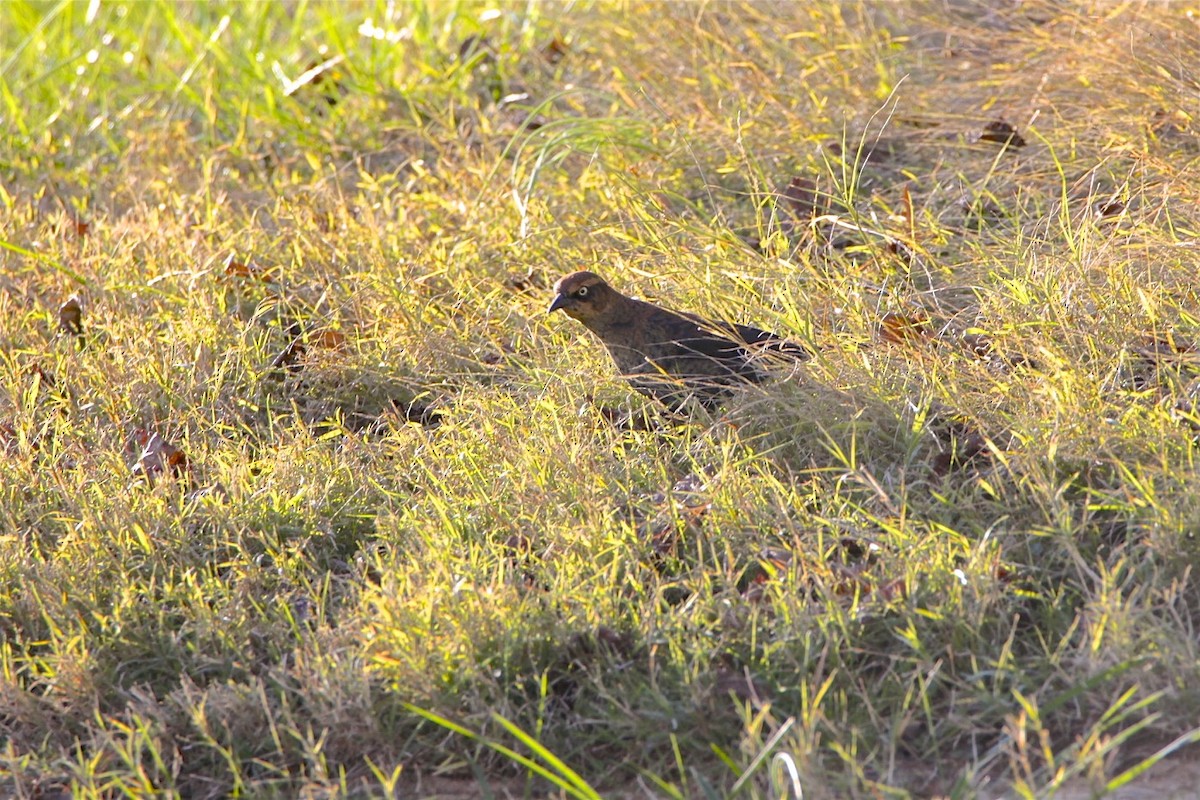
[575,286,589,298]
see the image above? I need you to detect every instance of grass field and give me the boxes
[3,1,1200,797]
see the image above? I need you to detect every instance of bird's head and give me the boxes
[547,270,619,325]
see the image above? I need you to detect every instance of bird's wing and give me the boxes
[678,312,810,359]
[666,312,753,362]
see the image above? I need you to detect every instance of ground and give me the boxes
[2,1,1200,798]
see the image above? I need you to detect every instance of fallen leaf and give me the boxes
[957,331,1035,368]
[837,536,881,564]
[313,329,347,350]
[542,36,570,64]
[0,421,17,455]
[388,399,445,428]
[1149,107,1191,139]
[58,295,84,337]
[879,312,932,345]
[632,473,711,558]
[714,666,770,707]
[780,176,819,220]
[874,577,907,603]
[269,321,307,375]
[131,429,191,481]
[1094,198,1126,220]
[737,547,793,600]
[929,414,993,476]
[280,54,347,108]
[222,253,280,284]
[26,363,57,389]
[588,399,660,433]
[976,120,1026,149]
[1128,332,1200,390]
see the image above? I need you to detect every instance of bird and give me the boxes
[547,270,808,411]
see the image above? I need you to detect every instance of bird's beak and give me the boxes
[547,293,568,314]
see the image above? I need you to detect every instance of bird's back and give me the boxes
[606,300,800,409]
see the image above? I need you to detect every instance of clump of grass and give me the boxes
[3,1,1200,797]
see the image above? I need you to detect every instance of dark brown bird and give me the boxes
[548,270,807,411]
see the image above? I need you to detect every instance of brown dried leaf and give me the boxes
[313,329,347,351]
[283,54,347,108]
[222,253,280,284]
[389,399,446,428]
[874,577,907,603]
[837,536,881,565]
[26,363,57,389]
[957,331,1034,368]
[591,402,660,432]
[1094,198,1126,220]
[1149,108,1192,139]
[131,429,190,481]
[929,415,992,476]
[976,120,1026,149]
[0,421,17,455]
[542,36,570,64]
[879,312,932,345]
[714,667,770,707]
[633,473,711,557]
[270,320,307,374]
[501,533,545,589]
[780,176,818,220]
[58,295,83,337]
[1132,332,1197,361]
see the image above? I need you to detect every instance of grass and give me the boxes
[3,0,1200,797]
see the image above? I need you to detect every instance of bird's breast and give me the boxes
[603,341,652,374]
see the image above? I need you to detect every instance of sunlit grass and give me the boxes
[2,0,1200,797]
